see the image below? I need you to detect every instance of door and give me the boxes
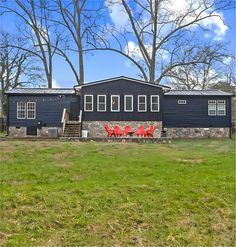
[70,102,80,121]
[27,126,37,136]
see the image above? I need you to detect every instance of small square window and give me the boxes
[178,100,187,104]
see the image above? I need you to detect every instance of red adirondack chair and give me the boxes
[145,125,156,137]
[104,124,114,137]
[113,126,123,137]
[134,126,145,137]
[123,126,132,136]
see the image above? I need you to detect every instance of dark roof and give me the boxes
[166,90,233,96]
[74,76,170,89]
[6,88,75,95]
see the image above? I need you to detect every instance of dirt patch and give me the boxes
[178,158,203,165]
[211,208,234,232]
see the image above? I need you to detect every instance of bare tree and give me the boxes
[0,31,43,116]
[0,0,62,88]
[103,0,234,83]
[168,43,231,89]
[50,0,105,85]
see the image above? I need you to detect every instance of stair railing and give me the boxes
[61,108,69,134]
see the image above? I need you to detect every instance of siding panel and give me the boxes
[163,95,231,127]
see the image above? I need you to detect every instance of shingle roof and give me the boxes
[166,90,233,96]
[6,88,75,95]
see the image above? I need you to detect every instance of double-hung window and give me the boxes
[151,95,159,112]
[97,95,106,112]
[111,95,120,112]
[124,95,133,112]
[17,102,26,119]
[27,102,36,119]
[217,100,226,116]
[84,95,93,111]
[208,100,217,116]
[138,95,147,112]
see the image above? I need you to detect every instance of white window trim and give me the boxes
[138,95,147,112]
[178,100,187,105]
[27,102,36,119]
[111,95,120,112]
[150,95,160,112]
[208,100,216,116]
[17,102,26,119]
[84,94,93,112]
[124,95,133,112]
[97,95,106,112]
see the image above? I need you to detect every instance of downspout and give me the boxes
[162,88,171,136]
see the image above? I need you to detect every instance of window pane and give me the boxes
[125,96,133,111]
[86,96,92,103]
[111,96,119,111]
[152,104,159,111]
[99,96,105,103]
[86,103,92,111]
[139,96,145,104]
[152,96,158,103]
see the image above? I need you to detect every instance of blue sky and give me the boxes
[0,1,235,88]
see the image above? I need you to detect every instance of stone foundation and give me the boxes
[9,126,62,137]
[8,127,26,137]
[82,121,162,138]
[167,127,230,138]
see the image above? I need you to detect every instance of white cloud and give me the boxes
[52,79,61,88]
[105,0,129,29]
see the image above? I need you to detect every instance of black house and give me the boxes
[6,76,233,138]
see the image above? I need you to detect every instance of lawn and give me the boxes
[0,139,235,246]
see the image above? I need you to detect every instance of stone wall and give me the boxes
[8,126,62,137]
[166,127,230,138]
[82,121,162,138]
[8,126,26,137]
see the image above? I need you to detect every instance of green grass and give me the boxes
[0,139,235,246]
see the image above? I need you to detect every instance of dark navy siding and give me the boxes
[8,94,79,127]
[163,95,231,127]
[81,79,163,121]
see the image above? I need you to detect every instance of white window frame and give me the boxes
[150,95,160,112]
[97,95,106,112]
[208,100,216,116]
[111,95,120,112]
[124,95,133,112]
[217,100,226,116]
[17,102,26,119]
[84,94,93,112]
[27,102,36,119]
[178,100,187,105]
[138,95,147,112]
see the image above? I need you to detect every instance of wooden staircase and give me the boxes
[63,121,81,137]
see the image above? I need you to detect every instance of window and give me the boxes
[111,95,120,112]
[178,100,187,104]
[17,102,26,119]
[151,95,159,112]
[138,95,147,112]
[27,102,36,119]
[208,100,226,116]
[208,100,216,116]
[217,100,226,116]
[84,95,93,111]
[97,95,106,112]
[124,95,133,112]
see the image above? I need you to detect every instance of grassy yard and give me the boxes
[0,139,235,246]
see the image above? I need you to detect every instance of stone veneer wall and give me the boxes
[8,126,62,137]
[82,121,162,138]
[8,126,26,137]
[166,127,230,138]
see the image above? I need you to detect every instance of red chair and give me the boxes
[123,126,132,136]
[104,124,114,137]
[113,126,123,137]
[134,126,145,137]
[145,125,156,137]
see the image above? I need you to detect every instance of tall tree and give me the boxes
[51,0,105,85]
[104,0,234,83]
[0,31,43,116]
[0,0,62,88]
